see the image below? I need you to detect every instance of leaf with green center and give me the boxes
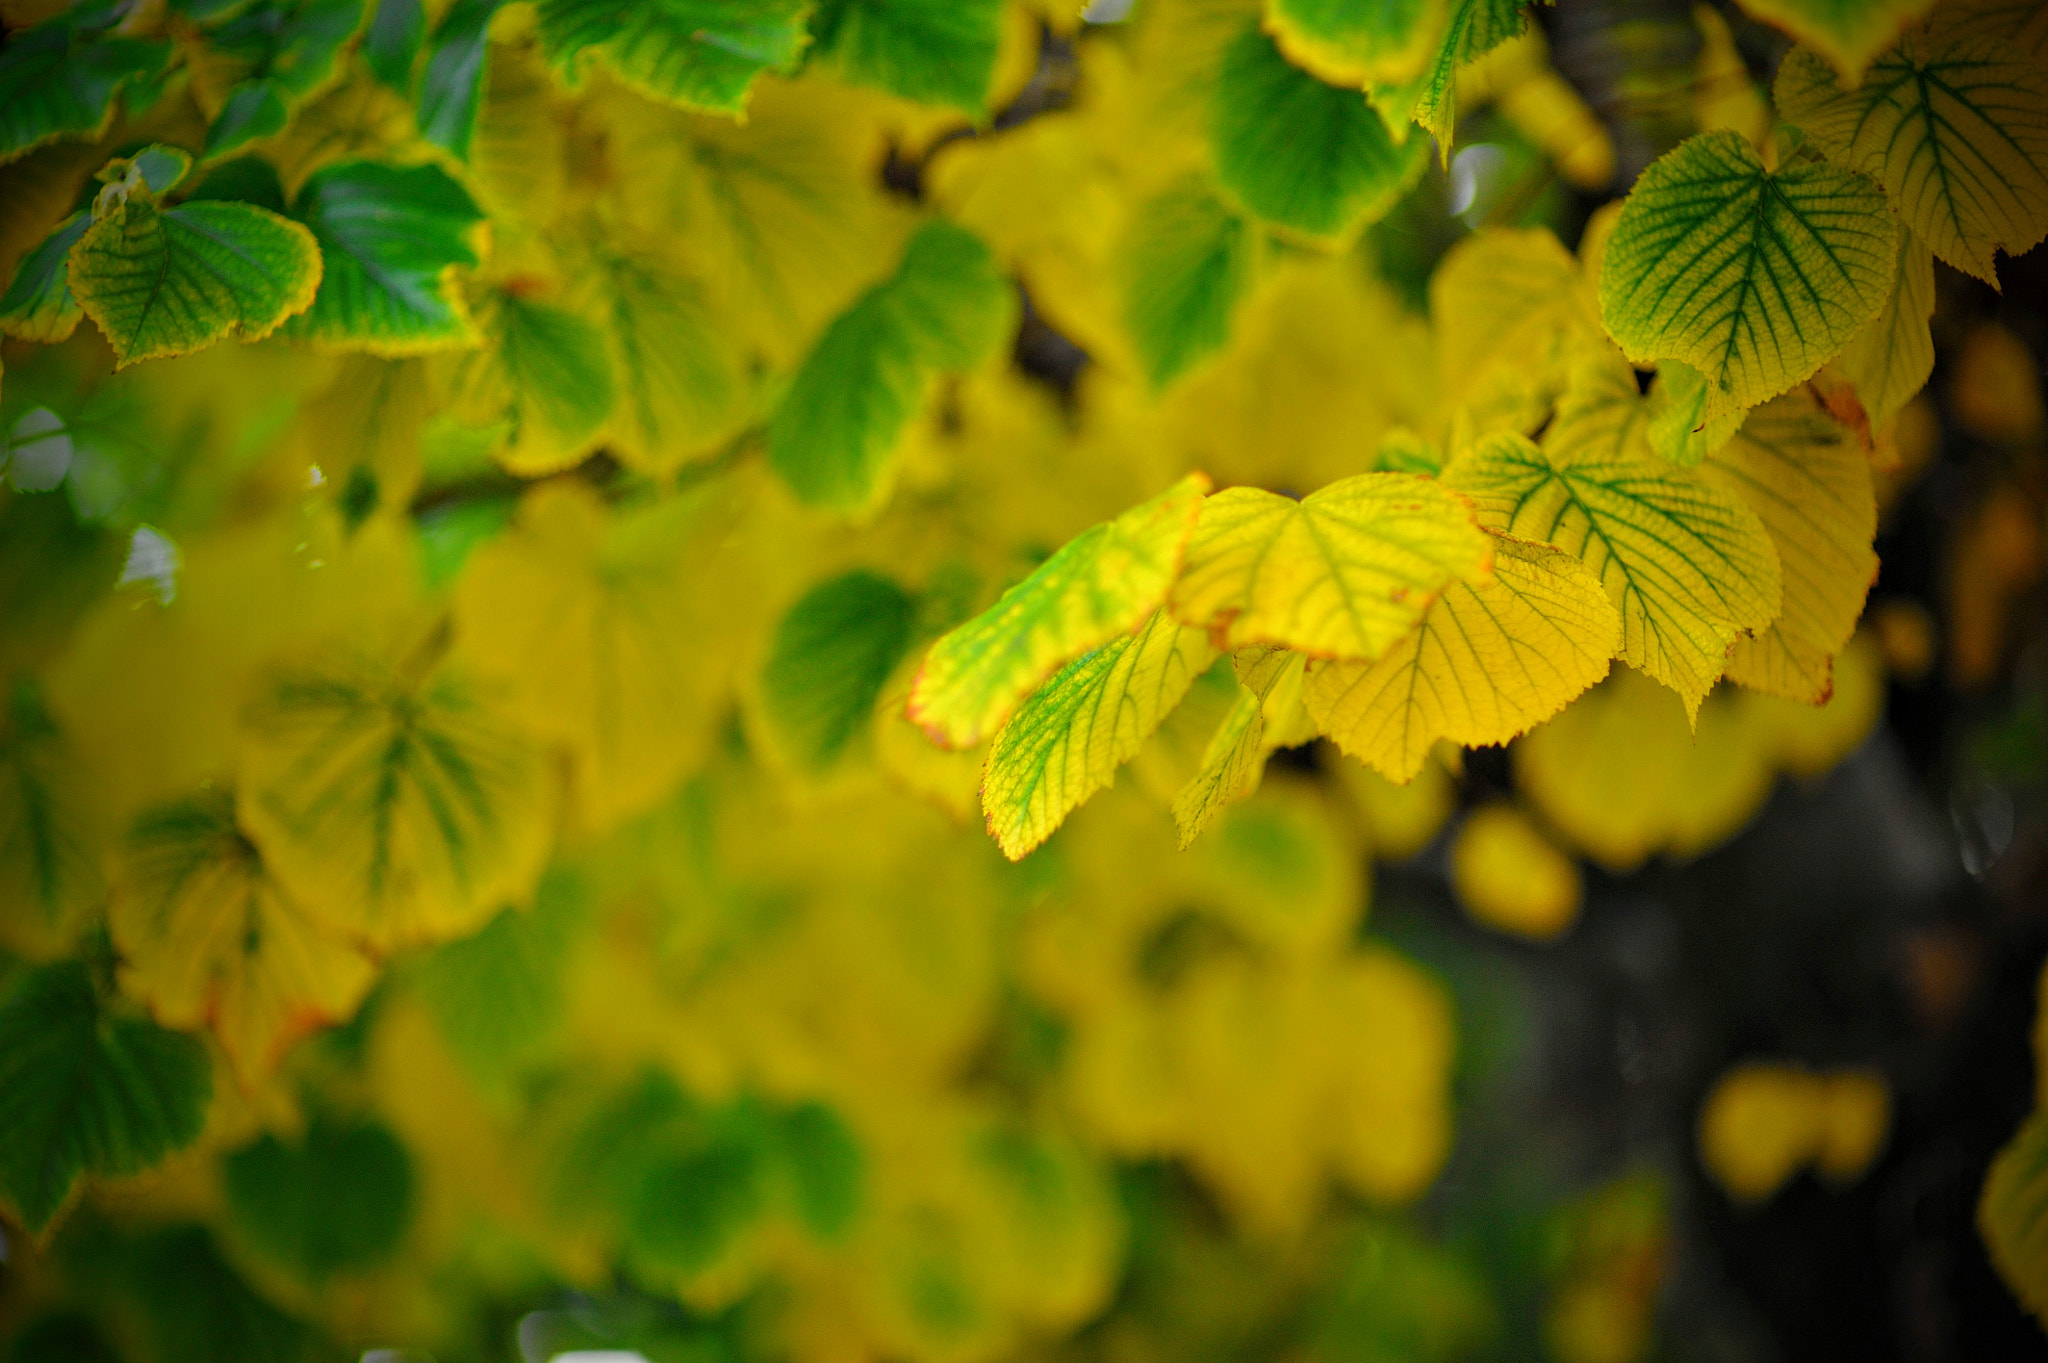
[0,15,173,165]
[1168,473,1493,661]
[0,961,212,1232]
[1171,646,1308,847]
[769,220,1015,511]
[1264,0,1446,87]
[982,609,1218,859]
[1211,22,1429,238]
[1369,0,1531,145]
[1441,361,1782,717]
[1598,129,1895,422]
[1120,176,1258,389]
[1645,359,1744,467]
[68,179,323,368]
[109,789,376,1087]
[364,0,426,90]
[536,0,811,115]
[910,473,1211,749]
[760,571,920,771]
[1305,531,1620,782]
[0,212,89,343]
[447,284,615,476]
[238,640,553,951]
[279,160,485,352]
[808,0,1006,115]
[222,1113,414,1283]
[1775,35,2048,287]
[1704,388,1875,703]
[1835,226,1934,430]
[1734,0,1937,84]
[419,0,502,159]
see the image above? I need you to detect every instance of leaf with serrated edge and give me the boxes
[1369,0,1530,147]
[1169,473,1493,662]
[1776,35,2048,287]
[110,790,375,1088]
[1441,360,1782,717]
[1306,531,1620,783]
[1835,226,1934,431]
[1734,0,1936,83]
[70,197,322,368]
[1599,129,1894,421]
[983,610,1217,859]
[911,473,1211,748]
[1171,647,1307,847]
[1705,388,1876,703]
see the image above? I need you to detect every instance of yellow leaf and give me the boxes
[453,482,732,831]
[1169,473,1492,660]
[110,789,375,1087]
[294,356,433,511]
[1835,226,1936,433]
[1449,803,1581,940]
[1443,366,1782,718]
[1708,389,1877,703]
[1814,1068,1891,1184]
[1465,32,1615,190]
[982,609,1218,860]
[911,473,1211,749]
[1431,226,1601,443]
[1332,747,1456,858]
[1305,531,1619,783]
[1692,4,1769,145]
[1170,647,1307,849]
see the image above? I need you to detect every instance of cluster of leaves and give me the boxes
[0,0,2039,1359]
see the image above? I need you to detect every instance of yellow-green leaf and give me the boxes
[1265,0,1446,87]
[446,282,616,477]
[1305,531,1620,782]
[1441,368,1782,716]
[1369,0,1532,146]
[1982,1111,2048,1330]
[1431,225,1602,441]
[110,789,375,1087]
[1705,389,1876,703]
[1732,0,1937,84]
[1646,359,1745,467]
[1169,473,1493,661]
[1835,226,1935,430]
[1598,129,1895,421]
[910,473,1211,749]
[0,212,88,343]
[1775,33,2048,287]
[1170,647,1310,847]
[982,609,1217,860]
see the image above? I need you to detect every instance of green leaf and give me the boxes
[1120,176,1258,389]
[1264,0,1445,87]
[759,571,919,771]
[1369,0,1530,145]
[121,1226,312,1363]
[809,0,1006,115]
[222,1113,415,1283]
[1211,22,1429,238]
[364,0,427,90]
[911,473,1211,749]
[1775,34,2048,287]
[0,683,100,933]
[1441,364,1782,716]
[0,212,89,343]
[983,609,1218,859]
[204,80,291,160]
[278,160,484,352]
[0,961,213,1232]
[413,868,583,1080]
[770,1102,863,1240]
[768,220,1015,510]
[0,15,173,165]
[419,0,502,160]
[537,0,811,115]
[69,173,323,367]
[1168,472,1494,661]
[186,155,289,213]
[197,0,368,157]
[1834,226,1935,430]
[1599,129,1895,422]
[1733,0,1937,84]
[449,285,616,476]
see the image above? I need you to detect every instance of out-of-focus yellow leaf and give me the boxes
[1691,5,1768,145]
[1450,803,1581,941]
[1949,322,2047,447]
[1333,746,1456,858]
[1815,1068,1891,1183]
[1736,0,1936,84]
[1698,1062,1827,1203]
[1431,226,1602,444]
[1463,31,1615,190]
[1836,227,1936,435]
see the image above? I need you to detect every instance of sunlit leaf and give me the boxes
[1442,365,1782,716]
[1645,359,1743,467]
[536,0,811,115]
[1305,531,1619,782]
[1431,225,1601,440]
[0,12,172,164]
[0,961,211,1232]
[983,608,1218,859]
[109,789,376,1086]
[808,0,1007,114]
[1775,33,2048,287]
[1169,472,1492,661]
[1599,130,1895,421]
[911,473,1211,749]
[1211,21,1429,238]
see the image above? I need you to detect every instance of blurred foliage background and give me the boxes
[0,0,2046,1361]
